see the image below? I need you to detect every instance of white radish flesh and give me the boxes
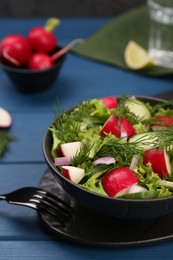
[128,184,148,194]
[0,107,12,128]
[59,141,81,159]
[61,165,85,184]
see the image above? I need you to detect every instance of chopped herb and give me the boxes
[0,131,14,156]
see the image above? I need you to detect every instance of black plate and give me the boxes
[39,168,173,247]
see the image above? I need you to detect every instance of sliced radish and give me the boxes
[93,156,116,165]
[149,115,173,131]
[0,107,12,128]
[61,165,85,184]
[100,115,136,141]
[120,131,128,140]
[101,167,138,197]
[143,148,171,179]
[54,156,70,166]
[59,141,81,159]
[128,184,148,194]
[129,155,139,171]
[101,96,118,109]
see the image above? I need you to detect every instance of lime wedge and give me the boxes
[124,41,155,70]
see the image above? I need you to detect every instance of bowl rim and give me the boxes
[43,95,173,204]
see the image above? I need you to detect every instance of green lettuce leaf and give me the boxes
[81,170,107,196]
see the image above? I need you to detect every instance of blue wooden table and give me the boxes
[1,18,173,259]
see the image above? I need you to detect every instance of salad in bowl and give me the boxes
[43,95,173,219]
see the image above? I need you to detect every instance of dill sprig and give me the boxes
[0,131,14,156]
[151,99,173,114]
[70,142,93,169]
[151,129,173,150]
[96,136,142,164]
[51,102,90,143]
[132,128,173,150]
[114,95,139,124]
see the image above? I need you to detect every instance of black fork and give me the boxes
[0,187,74,226]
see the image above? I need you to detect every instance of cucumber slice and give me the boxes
[125,98,151,121]
[129,132,158,150]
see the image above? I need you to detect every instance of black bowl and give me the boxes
[43,96,173,219]
[0,46,66,94]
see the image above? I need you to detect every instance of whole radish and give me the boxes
[28,39,83,70]
[28,53,53,70]
[149,115,173,131]
[0,34,31,66]
[28,18,60,53]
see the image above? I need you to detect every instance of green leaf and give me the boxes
[80,169,108,196]
[0,131,14,156]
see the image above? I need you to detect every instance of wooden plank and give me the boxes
[0,164,49,239]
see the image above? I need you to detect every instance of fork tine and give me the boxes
[31,199,67,226]
[31,195,71,222]
[30,190,74,225]
[35,191,74,219]
[37,190,74,214]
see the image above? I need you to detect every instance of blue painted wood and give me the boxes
[0,240,173,260]
[0,53,172,110]
[0,164,48,238]
[0,18,109,39]
[0,111,54,163]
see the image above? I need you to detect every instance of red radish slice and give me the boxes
[0,34,31,66]
[149,115,173,131]
[100,115,136,140]
[101,167,138,197]
[0,107,12,128]
[93,156,115,165]
[59,141,81,160]
[143,148,171,179]
[101,96,118,109]
[61,166,85,184]
[54,157,70,166]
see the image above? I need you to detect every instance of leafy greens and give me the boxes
[50,96,173,199]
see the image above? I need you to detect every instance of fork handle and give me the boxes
[0,195,6,200]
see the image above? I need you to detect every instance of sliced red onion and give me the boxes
[93,156,116,165]
[54,157,70,166]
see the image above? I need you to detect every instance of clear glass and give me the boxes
[147,0,173,68]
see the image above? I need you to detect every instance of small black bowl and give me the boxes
[43,96,173,220]
[0,47,66,94]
